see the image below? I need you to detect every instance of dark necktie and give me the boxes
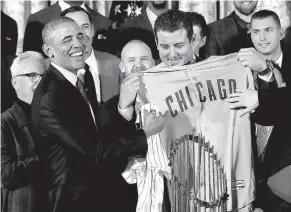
[84,64,99,118]
[76,77,89,105]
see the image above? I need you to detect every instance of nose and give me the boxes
[170,46,177,58]
[135,59,143,67]
[72,37,83,48]
[259,31,266,41]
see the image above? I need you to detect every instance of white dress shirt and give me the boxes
[58,0,87,12]
[51,62,96,124]
[259,51,283,82]
[146,7,158,29]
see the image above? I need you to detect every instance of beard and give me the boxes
[151,1,167,10]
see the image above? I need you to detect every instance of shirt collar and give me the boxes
[146,7,158,29]
[234,9,255,24]
[276,51,283,67]
[51,62,78,86]
[58,0,87,12]
[85,48,97,68]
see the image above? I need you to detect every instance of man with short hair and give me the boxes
[23,0,111,56]
[238,10,284,88]
[236,10,288,212]
[118,39,155,121]
[120,40,155,76]
[205,0,258,57]
[1,51,45,212]
[154,9,201,66]
[187,12,209,60]
[31,16,166,212]
[61,6,121,103]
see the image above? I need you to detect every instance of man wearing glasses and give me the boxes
[1,51,46,212]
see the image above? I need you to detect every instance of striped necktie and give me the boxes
[76,76,89,105]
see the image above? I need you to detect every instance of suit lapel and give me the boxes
[141,7,153,32]
[48,3,62,21]
[48,65,95,124]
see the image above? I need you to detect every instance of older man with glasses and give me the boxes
[1,51,46,212]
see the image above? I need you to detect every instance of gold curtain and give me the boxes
[1,0,290,55]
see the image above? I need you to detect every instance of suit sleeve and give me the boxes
[204,26,220,58]
[38,93,108,162]
[1,118,39,190]
[38,93,147,163]
[252,87,290,125]
[97,95,148,158]
[23,14,45,56]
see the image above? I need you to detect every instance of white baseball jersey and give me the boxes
[139,53,255,211]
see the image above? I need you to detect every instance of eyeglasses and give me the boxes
[13,72,44,83]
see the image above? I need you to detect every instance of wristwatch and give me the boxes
[258,60,274,76]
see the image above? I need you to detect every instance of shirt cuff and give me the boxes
[257,72,273,82]
[118,105,134,121]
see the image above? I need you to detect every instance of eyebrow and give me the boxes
[253,26,276,31]
[62,35,72,41]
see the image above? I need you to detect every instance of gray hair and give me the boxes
[11,51,44,78]
[42,16,75,44]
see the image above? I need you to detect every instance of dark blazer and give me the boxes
[93,50,121,102]
[118,7,159,61]
[1,11,18,56]
[1,101,43,212]
[1,12,18,111]
[31,64,147,212]
[205,11,253,58]
[23,2,111,56]
[1,55,17,113]
[253,44,291,211]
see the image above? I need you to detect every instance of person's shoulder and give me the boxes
[94,50,120,62]
[1,11,17,25]
[86,6,110,22]
[208,11,236,29]
[1,105,15,123]
[27,3,60,23]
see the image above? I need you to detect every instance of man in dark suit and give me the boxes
[31,16,166,212]
[227,25,291,212]
[23,0,111,56]
[61,6,121,103]
[205,0,258,58]
[60,7,135,211]
[1,11,18,112]
[118,1,172,61]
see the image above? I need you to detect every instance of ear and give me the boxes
[189,36,196,52]
[11,77,18,91]
[199,36,207,48]
[151,58,155,67]
[42,44,54,58]
[119,61,125,73]
[91,23,95,38]
[279,28,285,40]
